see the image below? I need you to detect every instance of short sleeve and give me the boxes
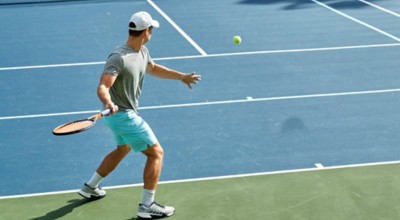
[103,53,124,76]
[142,46,154,66]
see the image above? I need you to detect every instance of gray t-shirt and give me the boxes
[103,44,154,113]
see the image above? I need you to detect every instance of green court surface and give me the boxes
[1,163,399,220]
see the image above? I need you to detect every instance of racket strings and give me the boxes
[53,120,94,134]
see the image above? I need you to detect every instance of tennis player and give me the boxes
[78,11,201,219]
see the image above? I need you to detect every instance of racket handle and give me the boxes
[101,109,111,116]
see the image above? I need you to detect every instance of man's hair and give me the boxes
[129,22,145,37]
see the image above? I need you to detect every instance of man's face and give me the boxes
[143,26,154,44]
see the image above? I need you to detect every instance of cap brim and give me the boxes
[151,20,160,28]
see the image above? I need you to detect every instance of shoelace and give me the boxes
[85,183,102,191]
[148,202,165,214]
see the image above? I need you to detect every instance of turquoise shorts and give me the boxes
[103,110,158,152]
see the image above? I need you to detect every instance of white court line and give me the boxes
[311,0,400,42]
[1,160,399,200]
[359,0,400,17]
[0,110,100,120]
[2,88,400,120]
[0,61,105,71]
[147,0,207,56]
[315,163,324,169]
[0,43,399,71]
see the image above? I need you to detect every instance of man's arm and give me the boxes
[147,63,201,89]
[97,74,119,114]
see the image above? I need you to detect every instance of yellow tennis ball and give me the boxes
[233,36,241,44]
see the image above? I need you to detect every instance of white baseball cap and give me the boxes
[129,11,160,31]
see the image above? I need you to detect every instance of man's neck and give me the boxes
[127,36,144,52]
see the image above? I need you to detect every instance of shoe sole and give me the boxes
[137,210,174,219]
[78,190,106,200]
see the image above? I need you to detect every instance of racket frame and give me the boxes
[52,109,110,136]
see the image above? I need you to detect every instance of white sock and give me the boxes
[142,189,156,206]
[86,172,103,188]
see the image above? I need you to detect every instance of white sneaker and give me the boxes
[78,183,106,200]
[137,201,175,219]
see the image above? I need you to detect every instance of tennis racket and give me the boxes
[52,109,110,136]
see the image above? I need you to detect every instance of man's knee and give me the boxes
[143,142,164,159]
[117,144,131,155]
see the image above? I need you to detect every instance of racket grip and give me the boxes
[101,109,111,116]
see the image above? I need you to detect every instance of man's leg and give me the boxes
[137,143,175,219]
[142,143,164,191]
[79,144,131,199]
[97,144,131,177]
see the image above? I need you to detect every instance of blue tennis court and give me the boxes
[1,0,400,219]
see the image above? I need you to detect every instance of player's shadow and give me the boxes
[29,199,93,220]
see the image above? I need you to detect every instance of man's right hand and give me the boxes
[105,102,119,115]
